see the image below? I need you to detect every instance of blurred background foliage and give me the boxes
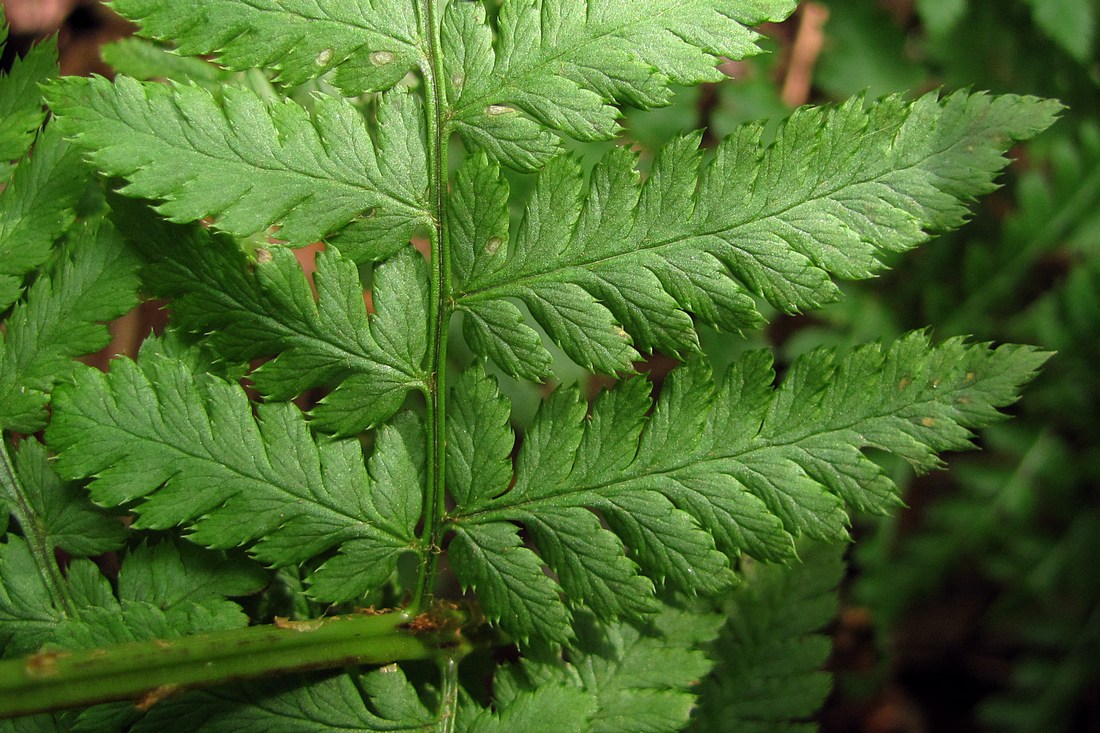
[787,2,1099,732]
[2,0,1098,730]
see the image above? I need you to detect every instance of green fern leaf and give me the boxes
[0,532,266,730]
[450,521,574,644]
[0,125,90,312]
[0,537,61,657]
[111,200,427,435]
[131,666,435,732]
[45,77,430,248]
[0,3,1068,727]
[449,153,556,380]
[117,541,266,615]
[0,536,262,661]
[8,438,125,558]
[446,367,515,511]
[52,542,264,649]
[688,541,844,732]
[45,345,424,601]
[0,221,140,433]
[447,333,1048,641]
[458,686,596,733]
[100,37,233,90]
[110,0,422,95]
[454,92,1059,376]
[445,0,796,169]
[311,248,431,436]
[466,604,723,733]
[0,29,56,184]
[308,412,426,599]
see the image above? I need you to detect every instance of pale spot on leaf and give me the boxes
[370,51,396,66]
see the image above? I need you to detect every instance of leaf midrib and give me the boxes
[449,372,980,522]
[197,0,420,52]
[90,81,431,219]
[88,401,372,532]
[192,284,422,383]
[453,114,974,303]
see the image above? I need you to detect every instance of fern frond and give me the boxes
[100,38,234,91]
[0,537,266,731]
[109,0,423,95]
[462,604,723,733]
[0,536,62,657]
[455,91,1061,377]
[131,666,435,732]
[447,333,1049,641]
[52,542,265,650]
[310,248,431,435]
[1,4,1069,728]
[0,221,140,433]
[445,0,796,169]
[458,686,595,733]
[46,78,430,248]
[0,125,90,312]
[45,345,425,600]
[111,200,428,435]
[0,537,263,663]
[689,540,844,733]
[6,438,125,558]
[0,30,56,184]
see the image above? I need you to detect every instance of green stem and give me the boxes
[437,655,462,733]
[413,0,452,612]
[0,611,444,720]
[0,437,75,617]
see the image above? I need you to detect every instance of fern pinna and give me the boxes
[0,1,1059,730]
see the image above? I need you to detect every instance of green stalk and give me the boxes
[0,437,75,617]
[0,611,446,719]
[413,0,452,612]
[437,655,462,733]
